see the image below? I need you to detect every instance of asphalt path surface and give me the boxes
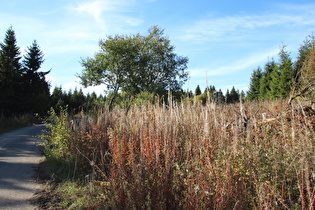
[0,124,45,210]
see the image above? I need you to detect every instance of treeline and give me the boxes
[0,26,244,119]
[0,27,108,117]
[0,27,50,116]
[50,85,244,115]
[247,36,315,101]
[1,25,314,118]
[50,87,105,114]
[185,85,244,105]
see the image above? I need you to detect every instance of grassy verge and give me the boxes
[37,99,315,209]
[0,114,40,134]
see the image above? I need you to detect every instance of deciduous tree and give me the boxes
[79,26,189,109]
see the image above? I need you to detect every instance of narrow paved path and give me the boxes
[0,124,45,210]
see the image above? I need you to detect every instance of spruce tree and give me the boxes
[51,86,68,114]
[247,67,262,101]
[71,88,85,113]
[278,45,293,98]
[260,59,277,100]
[269,64,281,99]
[0,26,22,115]
[22,40,50,115]
[23,40,45,73]
[195,85,201,96]
[229,86,239,103]
[225,89,230,103]
[293,35,315,88]
[214,89,225,103]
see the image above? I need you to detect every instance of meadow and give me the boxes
[42,97,315,209]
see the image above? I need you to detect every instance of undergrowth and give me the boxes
[41,99,315,209]
[0,113,39,134]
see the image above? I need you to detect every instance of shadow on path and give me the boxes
[0,124,45,210]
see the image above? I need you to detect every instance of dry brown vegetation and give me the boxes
[42,97,315,209]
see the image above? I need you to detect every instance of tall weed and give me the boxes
[43,99,315,209]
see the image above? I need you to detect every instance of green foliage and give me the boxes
[79,26,189,109]
[294,35,315,83]
[247,67,262,101]
[268,45,294,99]
[247,39,311,102]
[132,91,156,106]
[226,86,239,103]
[214,89,225,103]
[194,92,208,105]
[50,86,105,114]
[293,46,315,99]
[195,85,201,96]
[42,107,71,160]
[259,59,277,100]
[0,26,23,115]
[289,36,315,101]
[22,40,51,115]
[278,45,293,98]
[0,113,38,134]
[269,63,281,99]
[0,27,50,116]
[40,107,83,183]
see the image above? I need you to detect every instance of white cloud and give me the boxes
[189,47,279,77]
[179,5,315,43]
[74,1,104,23]
[60,77,107,95]
[72,0,142,28]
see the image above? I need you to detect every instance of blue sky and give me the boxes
[1,0,315,95]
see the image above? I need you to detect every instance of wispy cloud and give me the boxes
[72,0,142,28]
[74,1,105,23]
[179,4,315,43]
[189,47,279,77]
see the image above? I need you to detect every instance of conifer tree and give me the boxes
[51,86,65,114]
[269,64,281,99]
[293,35,315,90]
[225,89,230,103]
[195,85,201,96]
[260,59,277,100]
[229,86,239,103]
[277,45,293,98]
[71,88,85,112]
[289,46,315,102]
[204,85,216,100]
[247,67,262,101]
[0,26,22,115]
[294,36,315,76]
[22,40,50,115]
[213,89,225,103]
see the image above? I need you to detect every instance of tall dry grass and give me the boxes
[45,98,315,209]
